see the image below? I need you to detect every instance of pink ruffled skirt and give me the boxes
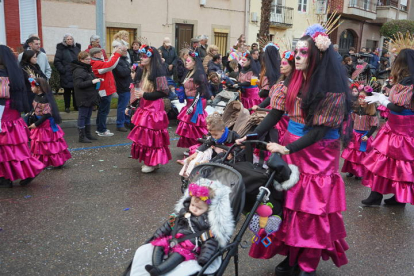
[176,98,208,148]
[151,234,200,261]
[275,115,289,144]
[127,98,171,166]
[362,113,414,204]
[241,86,261,110]
[30,120,71,167]
[377,105,390,119]
[341,130,374,177]
[249,130,349,272]
[0,101,44,181]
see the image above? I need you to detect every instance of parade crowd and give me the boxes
[1,22,413,276]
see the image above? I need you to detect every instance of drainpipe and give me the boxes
[359,20,366,51]
[245,0,250,42]
[96,0,105,48]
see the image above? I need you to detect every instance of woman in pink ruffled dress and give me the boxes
[237,54,261,109]
[127,45,171,173]
[241,26,353,275]
[29,78,71,168]
[0,45,44,188]
[176,50,210,150]
[362,48,414,206]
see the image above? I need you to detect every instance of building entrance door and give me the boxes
[175,24,193,52]
[339,29,356,56]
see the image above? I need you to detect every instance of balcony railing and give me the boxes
[348,0,377,12]
[270,5,294,27]
[377,0,399,8]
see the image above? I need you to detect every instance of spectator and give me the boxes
[342,56,355,78]
[85,35,108,60]
[202,44,219,73]
[208,72,223,98]
[113,45,132,132]
[90,47,122,137]
[158,37,177,76]
[18,36,51,79]
[54,33,81,113]
[128,40,141,65]
[251,43,259,51]
[347,47,357,63]
[251,49,261,72]
[333,44,342,63]
[198,35,209,60]
[19,50,47,107]
[22,34,46,53]
[360,47,367,54]
[207,54,222,74]
[377,57,391,80]
[71,51,100,143]
[173,48,189,85]
[369,49,380,70]
[112,30,131,63]
[228,59,239,79]
[190,37,200,52]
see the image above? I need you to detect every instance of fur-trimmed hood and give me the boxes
[174,179,235,248]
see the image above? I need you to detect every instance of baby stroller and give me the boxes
[205,90,240,115]
[123,141,299,276]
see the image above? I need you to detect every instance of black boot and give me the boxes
[152,246,165,267]
[275,256,300,276]
[361,191,383,206]
[384,195,406,206]
[298,270,316,276]
[85,125,98,140]
[145,252,185,276]
[355,176,362,180]
[0,177,13,188]
[346,173,354,178]
[78,128,91,143]
[20,176,36,186]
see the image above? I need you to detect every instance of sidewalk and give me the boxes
[60,109,118,128]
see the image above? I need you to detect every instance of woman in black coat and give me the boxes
[71,51,101,143]
[19,50,47,108]
[54,34,81,113]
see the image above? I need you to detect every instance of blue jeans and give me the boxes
[96,95,112,132]
[116,92,131,127]
[77,106,93,128]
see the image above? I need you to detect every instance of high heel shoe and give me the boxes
[361,191,383,206]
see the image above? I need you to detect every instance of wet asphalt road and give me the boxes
[1,122,413,276]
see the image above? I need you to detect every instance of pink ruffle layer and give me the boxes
[377,105,390,118]
[176,99,208,148]
[0,105,44,180]
[341,131,373,177]
[241,87,261,110]
[275,115,289,144]
[30,120,71,167]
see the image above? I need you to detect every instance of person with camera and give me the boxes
[71,51,102,143]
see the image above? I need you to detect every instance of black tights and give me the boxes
[64,88,77,109]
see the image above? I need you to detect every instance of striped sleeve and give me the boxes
[156,76,169,95]
[369,115,379,127]
[389,84,414,110]
[312,92,346,128]
[270,82,287,111]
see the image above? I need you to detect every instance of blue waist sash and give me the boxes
[243,85,258,89]
[355,130,368,152]
[390,109,414,116]
[187,96,204,124]
[287,120,340,139]
[36,115,58,132]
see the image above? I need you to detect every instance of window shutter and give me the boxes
[19,0,38,44]
[316,0,327,14]
[400,0,407,6]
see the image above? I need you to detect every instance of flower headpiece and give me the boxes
[282,50,294,61]
[189,183,212,205]
[189,50,199,58]
[350,83,359,89]
[363,85,373,93]
[263,42,280,52]
[139,44,153,57]
[242,52,250,58]
[28,77,39,87]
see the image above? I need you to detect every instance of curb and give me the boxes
[60,116,118,128]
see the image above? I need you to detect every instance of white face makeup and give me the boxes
[240,57,249,68]
[295,40,309,71]
[140,54,150,66]
[280,58,293,76]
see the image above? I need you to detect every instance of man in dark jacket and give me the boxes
[54,34,81,112]
[198,35,208,61]
[113,45,132,132]
[159,37,177,76]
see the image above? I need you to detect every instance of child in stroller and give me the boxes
[130,179,234,276]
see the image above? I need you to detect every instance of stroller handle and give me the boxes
[248,107,271,112]
[221,140,268,162]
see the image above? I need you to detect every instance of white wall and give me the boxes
[0,0,6,45]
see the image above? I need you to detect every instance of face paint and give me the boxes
[280,58,292,76]
[352,88,359,97]
[295,40,309,71]
[358,94,367,107]
[185,57,195,70]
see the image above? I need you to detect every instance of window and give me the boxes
[19,0,38,44]
[214,32,228,56]
[106,27,137,56]
[298,0,307,13]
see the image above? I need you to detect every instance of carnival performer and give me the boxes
[0,45,44,188]
[362,47,414,206]
[127,44,171,173]
[29,78,71,168]
[236,53,261,109]
[376,79,392,120]
[341,86,378,180]
[176,50,210,150]
[257,43,281,99]
[253,50,295,144]
[240,25,352,276]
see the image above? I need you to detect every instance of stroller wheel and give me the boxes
[180,177,189,194]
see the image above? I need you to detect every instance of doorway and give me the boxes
[339,29,357,56]
[175,24,193,52]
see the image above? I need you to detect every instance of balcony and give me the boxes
[344,0,377,20]
[270,5,293,29]
[374,0,409,23]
